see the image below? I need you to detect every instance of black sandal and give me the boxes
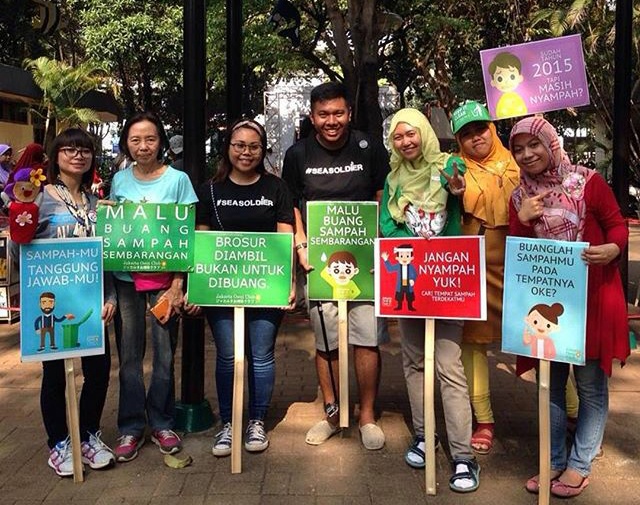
[449,458,480,493]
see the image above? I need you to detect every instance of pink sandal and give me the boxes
[551,476,589,498]
[471,423,494,455]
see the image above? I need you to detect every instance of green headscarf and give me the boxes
[387,108,450,222]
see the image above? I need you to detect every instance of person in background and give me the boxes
[109,111,198,462]
[380,107,480,493]
[450,101,520,454]
[195,118,295,456]
[16,128,117,476]
[167,135,184,171]
[509,116,629,498]
[282,81,389,450]
[0,144,13,188]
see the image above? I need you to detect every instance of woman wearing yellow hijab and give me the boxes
[381,108,480,493]
[451,101,519,454]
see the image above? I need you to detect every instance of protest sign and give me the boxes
[307,201,378,301]
[376,236,486,319]
[480,34,589,119]
[20,238,104,362]
[96,203,195,271]
[502,236,588,365]
[187,231,293,307]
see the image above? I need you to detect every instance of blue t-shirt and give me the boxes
[109,165,198,282]
[110,165,198,204]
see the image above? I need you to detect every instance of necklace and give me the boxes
[53,180,94,237]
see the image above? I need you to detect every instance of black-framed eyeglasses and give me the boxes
[60,147,93,158]
[230,142,262,154]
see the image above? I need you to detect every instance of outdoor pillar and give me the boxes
[611,0,632,294]
[226,0,243,122]
[175,0,214,433]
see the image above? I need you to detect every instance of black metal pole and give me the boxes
[611,0,632,296]
[226,0,243,123]
[176,0,213,432]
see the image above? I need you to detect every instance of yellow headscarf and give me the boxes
[456,122,519,227]
[387,108,450,222]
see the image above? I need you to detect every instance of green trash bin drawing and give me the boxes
[62,309,94,349]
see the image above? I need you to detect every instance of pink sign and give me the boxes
[480,34,589,120]
[375,237,486,320]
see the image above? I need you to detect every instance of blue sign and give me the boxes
[20,238,105,362]
[502,236,588,365]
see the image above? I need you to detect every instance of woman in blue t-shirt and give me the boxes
[195,118,295,456]
[109,111,198,462]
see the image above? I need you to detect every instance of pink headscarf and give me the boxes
[510,117,595,241]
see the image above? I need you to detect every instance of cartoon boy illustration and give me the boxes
[34,292,75,352]
[320,250,361,300]
[523,302,564,360]
[488,52,528,119]
[381,244,418,311]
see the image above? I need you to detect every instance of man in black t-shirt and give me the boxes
[282,82,389,450]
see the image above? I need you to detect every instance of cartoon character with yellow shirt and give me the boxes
[320,250,361,300]
[489,52,528,119]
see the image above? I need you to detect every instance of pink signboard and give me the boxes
[480,34,589,120]
[375,237,486,320]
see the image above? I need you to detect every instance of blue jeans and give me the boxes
[205,307,283,423]
[114,279,178,436]
[550,360,608,476]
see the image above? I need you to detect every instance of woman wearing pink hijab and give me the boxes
[509,116,629,498]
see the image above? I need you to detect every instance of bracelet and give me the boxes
[295,242,308,251]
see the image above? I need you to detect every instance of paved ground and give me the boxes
[1,228,640,504]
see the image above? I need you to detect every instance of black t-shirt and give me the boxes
[281,130,390,219]
[196,173,294,232]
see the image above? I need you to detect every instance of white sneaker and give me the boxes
[48,436,75,477]
[244,419,269,452]
[81,431,115,469]
[212,422,232,457]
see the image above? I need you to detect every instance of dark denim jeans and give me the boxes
[205,307,283,423]
[114,279,178,436]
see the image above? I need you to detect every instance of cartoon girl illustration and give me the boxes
[523,302,564,360]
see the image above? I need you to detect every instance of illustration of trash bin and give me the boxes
[62,309,93,349]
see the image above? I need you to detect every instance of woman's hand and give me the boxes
[582,243,620,265]
[440,161,466,196]
[102,301,116,325]
[518,190,551,225]
[296,245,314,272]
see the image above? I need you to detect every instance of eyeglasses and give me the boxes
[230,142,262,154]
[60,147,92,158]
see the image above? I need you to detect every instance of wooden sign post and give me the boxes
[231,307,245,474]
[423,319,436,495]
[538,360,551,505]
[337,300,349,427]
[64,359,83,483]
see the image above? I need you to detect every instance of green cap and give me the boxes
[450,101,491,134]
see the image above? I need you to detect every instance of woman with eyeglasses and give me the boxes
[11,128,117,476]
[108,111,198,462]
[195,118,295,456]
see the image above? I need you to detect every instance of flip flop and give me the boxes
[551,476,590,498]
[525,471,562,494]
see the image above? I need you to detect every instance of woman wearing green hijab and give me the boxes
[380,108,480,493]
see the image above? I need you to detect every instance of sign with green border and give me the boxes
[96,203,195,271]
[307,201,378,301]
[187,231,293,307]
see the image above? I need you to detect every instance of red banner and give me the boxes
[375,237,486,319]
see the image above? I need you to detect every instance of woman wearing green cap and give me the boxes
[380,108,480,493]
[450,101,519,454]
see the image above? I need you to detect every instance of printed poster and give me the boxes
[502,236,588,365]
[20,238,105,362]
[376,236,486,319]
[96,203,195,271]
[187,231,293,307]
[306,201,378,301]
[480,34,589,120]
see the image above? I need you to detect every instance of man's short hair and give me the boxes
[310,81,350,108]
[40,292,55,300]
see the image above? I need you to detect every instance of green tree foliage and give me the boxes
[23,56,106,148]
[77,0,183,121]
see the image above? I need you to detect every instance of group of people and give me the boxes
[10,81,629,499]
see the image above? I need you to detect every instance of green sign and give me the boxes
[307,201,378,301]
[187,231,293,307]
[96,203,195,271]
